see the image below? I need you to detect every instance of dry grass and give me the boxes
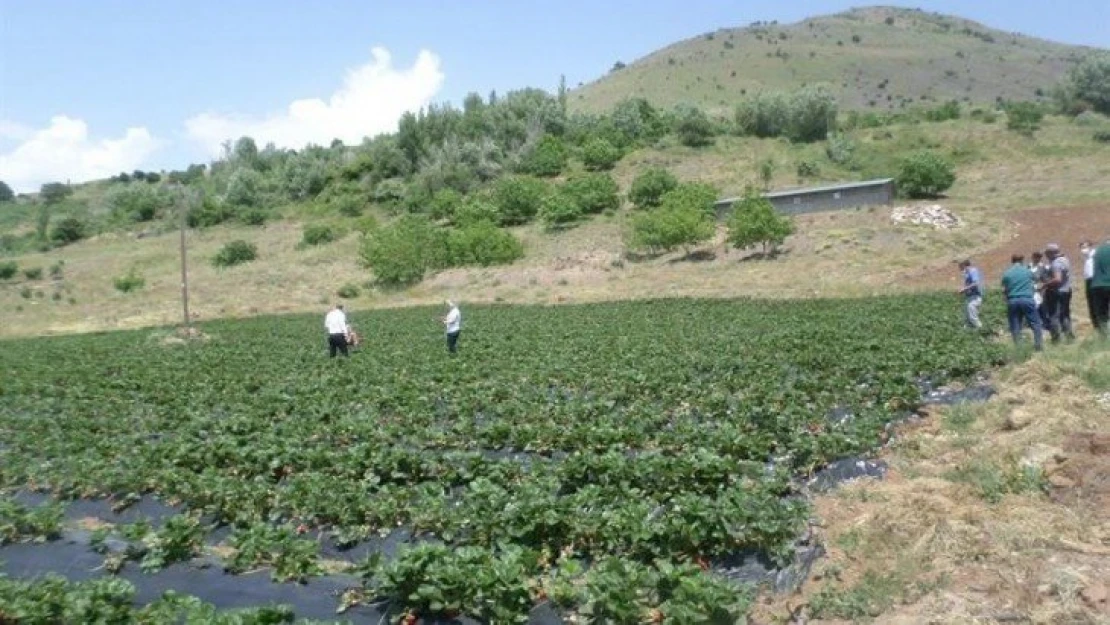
[753,340,1110,624]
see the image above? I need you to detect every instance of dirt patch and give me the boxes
[907,205,1110,289]
[1049,432,1110,511]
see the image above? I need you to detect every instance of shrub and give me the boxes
[39,182,72,204]
[337,283,361,299]
[627,203,715,255]
[1094,130,1110,143]
[1074,110,1108,126]
[796,160,819,179]
[734,86,836,142]
[726,189,796,254]
[353,215,380,235]
[20,286,31,299]
[580,138,622,171]
[445,222,525,266]
[49,261,64,280]
[659,182,718,217]
[538,190,583,229]
[520,135,568,177]
[238,208,269,226]
[113,269,145,293]
[1005,101,1045,135]
[429,189,464,221]
[563,173,620,215]
[50,217,87,245]
[371,178,407,210]
[0,261,17,280]
[22,267,43,280]
[301,224,337,247]
[360,215,447,286]
[674,106,716,147]
[825,135,856,166]
[334,195,365,217]
[1065,53,1110,115]
[109,184,164,223]
[187,197,234,228]
[924,100,961,122]
[453,197,501,227]
[897,152,956,198]
[212,240,258,268]
[491,175,548,226]
[629,168,679,210]
[225,168,264,208]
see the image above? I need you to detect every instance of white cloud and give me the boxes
[185,47,445,156]
[0,116,161,193]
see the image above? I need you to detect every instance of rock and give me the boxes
[1003,409,1033,431]
[891,205,963,229]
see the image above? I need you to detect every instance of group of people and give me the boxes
[323,300,462,358]
[961,239,1110,351]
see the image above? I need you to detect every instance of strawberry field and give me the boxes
[0,295,1002,623]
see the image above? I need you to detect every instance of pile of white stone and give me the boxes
[891,204,963,229]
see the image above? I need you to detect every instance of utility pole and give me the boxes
[179,186,195,330]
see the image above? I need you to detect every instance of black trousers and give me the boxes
[1043,289,1075,342]
[1086,279,1098,330]
[446,331,460,353]
[1092,285,1110,336]
[328,333,349,357]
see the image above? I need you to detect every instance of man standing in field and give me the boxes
[1091,238,1110,338]
[1001,254,1043,351]
[957,259,983,330]
[441,300,462,354]
[324,304,350,358]
[1043,243,1076,344]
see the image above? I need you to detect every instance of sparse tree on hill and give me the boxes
[629,168,679,210]
[674,106,716,147]
[1005,101,1044,136]
[581,138,622,171]
[896,152,956,199]
[39,182,72,205]
[726,189,795,255]
[1063,53,1110,115]
[0,180,13,203]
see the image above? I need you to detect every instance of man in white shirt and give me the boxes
[441,300,461,354]
[324,304,349,358]
[1081,240,1096,331]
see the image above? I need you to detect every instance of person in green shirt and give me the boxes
[1001,254,1043,351]
[1091,239,1110,338]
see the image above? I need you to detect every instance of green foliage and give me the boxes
[825,134,857,166]
[227,523,322,583]
[50,217,87,245]
[446,221,525,266]
[113,269,145,293]
[580,137,622,171]
[0,498,63,545]
[520,134,568,177]
[734,86,837,142]
[796,159,820,179]
[924,100,962,122]
[539,189,583,229]
[428,188,464,221]
[337,283,361,299]
[0,261,17,280]
[39,182,72,204]
[490,175,548,225]
[212,240,258,268]
[1005,101,1045,135]
[726,189,796,254]
[659,181,718,216]
[187,196,234,228]
[0,180,13,202]
[759,158,775,190]
[1064,52,1110,115]
[897,151,957,198]
[49,261,64,280]
[627,192,716,255]
[370,178,407,211]
[628,167,679,210]
[225,168,264,208]
[360,215,446,286]
[674,106,716,147]
[301,224,337,247]
[1094,130,1110,143]
[562,172,620,215]
[944,460,1048,504]
[453,196,501,227]
[108,183,166,223]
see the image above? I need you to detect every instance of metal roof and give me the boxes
[715,178,895,205]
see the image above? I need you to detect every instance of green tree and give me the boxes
[659,182,718,217]
[580,138,622,171]
[1005,101,1045,136]
[232,136,260,169]
[39,182,72,205]
[491,175,548,225]
[453,196,500,227]
[627,203,715,256]
[562,172,620,214]
[538,189,583,229]
[1065,53,1110,115]
[628,167,679,210]
[759,159,775,191]
[225,168,263,208]
[429,188,464,221]
[50,217,87,245]
[445,221,525,266]
[726,189,795,254]
[0,181,13,202]
[896,152,956,199]
[109,184,164,223]
[674,106,716,147]
[520,134,568,177]
[359,215,447,286]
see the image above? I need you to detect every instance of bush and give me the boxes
[187,197,234,228]
[627,203,715,255]
[726,189,795,254]
[538,190,583,229]
[334,195,365,217]
[734,86,837,142]
[659,182,718,217]
[1065,53,1110,115]
[22,267,43,280]
[0,261,17,280]
[491,175,548,226]
[238,208,269,226]
[109,184,164,223]
[897,152,956,198]
[445,222,525,266]
[1005,101,1045,135]
[371,178,407,210]
[50,217,87,245]
[301,224,338,247]
[352,215,380,236]
[337,283,361,299]
[360,215,447,286]
[212,240,258,268]
[924,100,961,122]
[1074,111,1108,126]
[825,135,856,166]
[674,106,716,147]
[629,168,679,210]
[580,138,622,171]
[1094,130,1110,143]
[49,261,64,280]
[113,269,145,293]
[453,197,501,227]
[520,135,568,177]
[796,160,819,179]
[429,189,464,221]
[39,182,72,204]
[563,172,620,215]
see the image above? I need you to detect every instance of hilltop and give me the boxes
[572,6,1098,114]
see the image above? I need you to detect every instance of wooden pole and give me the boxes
[180,188,193,329]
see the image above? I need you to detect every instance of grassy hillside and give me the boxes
[2,113,1109,338]
[572,6,1098,114]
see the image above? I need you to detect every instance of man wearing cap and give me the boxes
[1091,238,1110,338]
[957,259,983,330]
[1043,243,1076,343]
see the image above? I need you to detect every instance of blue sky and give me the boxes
[1,0,1106,192]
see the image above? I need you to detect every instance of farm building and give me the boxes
[714,178,895,218]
